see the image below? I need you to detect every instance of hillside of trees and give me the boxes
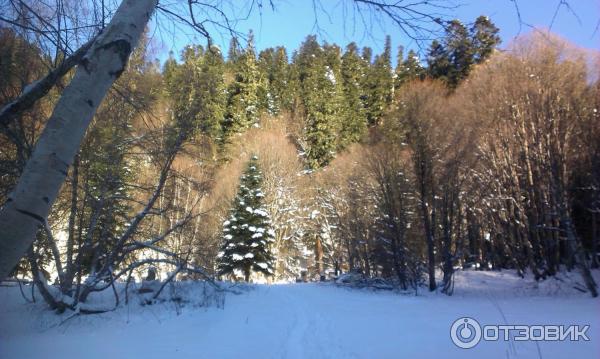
[1,13,599,312]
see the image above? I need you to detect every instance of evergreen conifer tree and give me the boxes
[217,156,275,282]
[445,20,474,87]
[272,47,291,112]
[361,46,373,64]
[199,46,227,140]
[396,49,425,87]
[295,36,340,168]
[364,36,393,125]
[426,40,451,82]
[257,46,289,115]
[381,35,394,104]
[471,15,500,64]
[223,31,260,138]
[394,45,404,89]
[227,37,242,65]
[79,103,134,269]
[257,48,274,114]
[426,16,498,87]
[323,43,345,148]
[164,45,225,142]
[286,53,302,115]
[340,42,368,146]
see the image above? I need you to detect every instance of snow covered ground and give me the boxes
[1,270,598,359]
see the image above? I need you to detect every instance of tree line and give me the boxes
[1,13,598,312]
[307,32,599,296]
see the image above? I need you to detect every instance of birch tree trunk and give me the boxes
[0,0,158,279]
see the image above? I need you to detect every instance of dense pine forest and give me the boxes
[1,9,599,316]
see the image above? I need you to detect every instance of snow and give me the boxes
[1,270,598,359]
[244,253,254,259]
[254,209,269,217]
[325,66,336,84]
[232,253,244,261]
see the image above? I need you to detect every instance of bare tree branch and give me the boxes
[0,37,95,128]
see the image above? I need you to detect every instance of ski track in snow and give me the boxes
[1,270,599,359]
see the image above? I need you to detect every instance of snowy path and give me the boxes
[1,272,599,359]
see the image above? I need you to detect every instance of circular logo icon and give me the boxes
[450,317,482,349]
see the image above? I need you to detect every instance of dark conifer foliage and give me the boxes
[444,20,474,87]
[426,40,451,83]
[340,42,368,147]
[396,49,425,87]
[426,17,500,87]
[294,35,341,168]
[258,47,290,116]
[471,16,501,64]
[364,35,394,125]
[223,31,261,139]
[217,156,275,282]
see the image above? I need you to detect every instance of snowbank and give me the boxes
[1,270,598,359]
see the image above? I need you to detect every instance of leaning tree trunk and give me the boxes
[0,0,158,279]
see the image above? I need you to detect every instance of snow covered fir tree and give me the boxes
[217,156,275,282]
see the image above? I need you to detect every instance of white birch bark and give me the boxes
[0,0,158,279]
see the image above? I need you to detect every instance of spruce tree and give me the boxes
[227,37,242,65]
[198,46,227,141]
[364,36,393,125]
[286,53,302,114]
[223,31,260,138]
[359,46,373,124]
[396,49,425,87]
[257,46,289,115]
[445,20,474,87]
[361,46,373,64]
[323,43,345,148]
[426,16,498,87]
[79,106,133,271]
[471,16,500,64]
[340,42,368,146]
[272,47,291,112]
[257,48,274,114]
[381,35,394,105]
[426,40,451,82]
[164,44,225,142]
[394,45,405,89]
[217,156,275,282]
[296,35,340,168]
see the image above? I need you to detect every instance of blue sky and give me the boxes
[152,0,599,62]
